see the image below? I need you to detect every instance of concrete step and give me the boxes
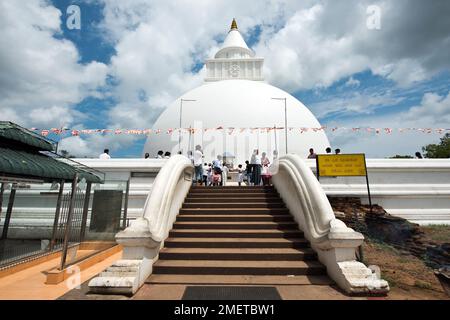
[190,186,275,191]
[153,260,326,275]
[100,271,138,277]
[176,214,294,222]
[168,229,304,238]
[184,197,283,203]
[110,259,142,268]
[179,208,289,215]
[189,189,278,194]
[102,266,139,273]
[159,247,316,261]
[187,193,280,198]
[182,203,286,209]
[146,274,333,285]
[172,221,298,230]
[164,237,309,248]
[178,208,289,216]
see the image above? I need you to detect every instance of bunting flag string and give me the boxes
[31,126,450,137]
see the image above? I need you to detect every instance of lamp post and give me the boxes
[271,97,288,154]
[179,98,196,153]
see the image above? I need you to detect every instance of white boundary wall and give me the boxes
[1,158,449,237]
[307,159,450,225]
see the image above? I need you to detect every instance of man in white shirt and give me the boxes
[193,145,204,185]
[99,149,111,159]
[212,155,223,170]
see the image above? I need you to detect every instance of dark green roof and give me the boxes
[0,121,55,151]
[0,147,102,183]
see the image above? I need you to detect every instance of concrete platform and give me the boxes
[132,284,352,300]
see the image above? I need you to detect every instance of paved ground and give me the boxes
[59,282,355,300]
[132,284,353,300]
[0,250,122,300]
[0,248,371,300]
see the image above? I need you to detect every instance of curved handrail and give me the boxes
[271,154,389,294]
[141,155,194,242]
[271,154,336,243]
[93,155,194,294]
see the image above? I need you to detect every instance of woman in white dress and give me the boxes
[221,162,229,186]
[261,152,271,186]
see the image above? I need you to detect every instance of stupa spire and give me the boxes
[230,18,238,31]
[204,18,264,82]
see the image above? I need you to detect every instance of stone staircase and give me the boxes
[146,186,332,286]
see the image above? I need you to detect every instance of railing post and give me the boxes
[80,181,92,242]
[0,183,5,220]
[50,180,65,251]
[122,178,130,229]
[59,174,78,270]
[1,184,16,240]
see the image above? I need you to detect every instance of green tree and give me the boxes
[422,133,450,158]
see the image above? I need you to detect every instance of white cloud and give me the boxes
[3,0,450,158]
[406,91,450,125]
[310,91,403,118]
[255,1,450,91]
[324,90,450,158]
[58,133,138,157]
[0,0,108,128]
[345,77,361,87]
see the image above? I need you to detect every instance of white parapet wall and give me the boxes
[1,158,449,239]
[306,158,450,225]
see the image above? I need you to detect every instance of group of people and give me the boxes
[243,149,273,186]
[184,146,274,187]
[151,150,172,159]
[192,150,228,187]
[307,147,341,159]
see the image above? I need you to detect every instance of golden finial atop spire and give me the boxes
[230,18,238,31]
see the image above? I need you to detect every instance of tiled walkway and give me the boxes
[0,250,122,300]
[132,283,353,300]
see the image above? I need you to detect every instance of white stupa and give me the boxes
[144,19,330,165]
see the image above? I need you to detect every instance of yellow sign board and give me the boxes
[316,154,367,177]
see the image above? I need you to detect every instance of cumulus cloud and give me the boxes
[58,133,137,157]
[310,90,403,118]
[257,0,450,91]
[405,91,450,125]
[324,89,450,157]
[0,0,108,128]
[345,77,361,87]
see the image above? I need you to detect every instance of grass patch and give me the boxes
[421,224,450,243]
[382,274,398,288]
[368,238,400,254]
[397,257,410,264]
[414,280,433,290]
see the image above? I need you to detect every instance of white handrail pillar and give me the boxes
[89,155,194,295]
[271,155,389,295]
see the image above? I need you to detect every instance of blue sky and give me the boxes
[1,0,450,158]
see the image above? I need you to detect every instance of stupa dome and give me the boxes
[143,19,330,165]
